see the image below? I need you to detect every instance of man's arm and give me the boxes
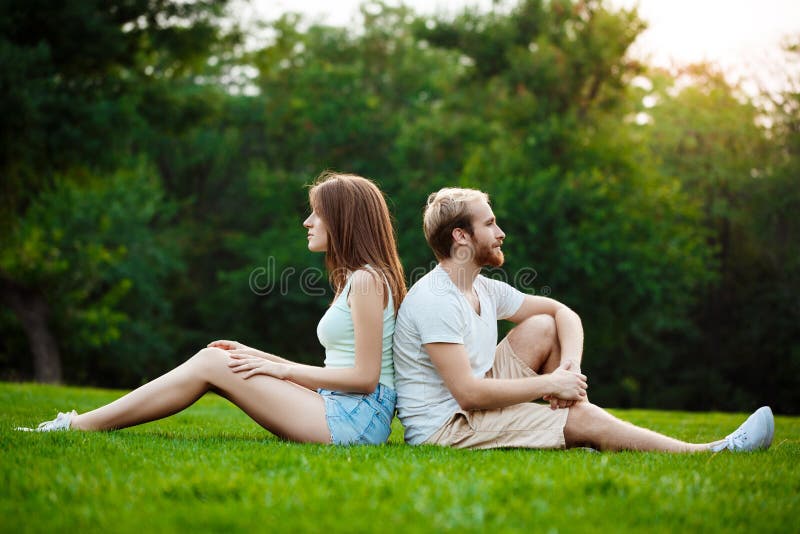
[507,295,584,371]
[425,342,587,411]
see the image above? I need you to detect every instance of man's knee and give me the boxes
[508,314,557,351]
[567,400,594,422]
[529,314,556,338]
[565,402,610,433]
[564,401,600,444]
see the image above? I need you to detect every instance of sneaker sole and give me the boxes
[758,406,775,449]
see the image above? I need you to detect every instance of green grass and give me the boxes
[2,383,798,533]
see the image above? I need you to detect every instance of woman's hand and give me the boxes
[228,352,290,380]
[207,339,248,351]
[209,341,270,360]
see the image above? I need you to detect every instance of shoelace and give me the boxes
[37,412,70,431]
[723,430,749,451]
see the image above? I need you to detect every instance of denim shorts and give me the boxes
[318,383,397,445]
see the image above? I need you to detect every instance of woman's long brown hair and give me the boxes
[309,171,406,313]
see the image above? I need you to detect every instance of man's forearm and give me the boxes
[555,307,584,369]
[462,375,555,410]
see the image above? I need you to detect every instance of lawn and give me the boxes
[2,382,798,533]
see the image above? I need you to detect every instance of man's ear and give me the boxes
[452,227,470,245]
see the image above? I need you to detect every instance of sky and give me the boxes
[231,0,800,91]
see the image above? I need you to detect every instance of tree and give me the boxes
[0,0,234,382]
[0,163,180,383]
[642,61,799,412]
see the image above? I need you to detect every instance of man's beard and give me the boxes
[475,241,504,267]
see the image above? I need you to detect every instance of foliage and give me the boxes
[0,163,182,384]
[0,0,236,229]
[402,0,716,404]
[642,64,800,412]
[0,0,235,382]
[0,0,797,411]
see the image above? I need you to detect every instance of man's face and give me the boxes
[466,200,506,267]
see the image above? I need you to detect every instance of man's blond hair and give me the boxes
[423,187,489,260]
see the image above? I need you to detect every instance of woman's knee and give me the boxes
[190,347,230,374]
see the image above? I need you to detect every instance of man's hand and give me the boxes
[543,361,587,409]
[543,395,575,410]
[543,395,587,410]
[227,352,289,380]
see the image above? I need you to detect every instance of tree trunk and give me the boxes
[1,279,62,383]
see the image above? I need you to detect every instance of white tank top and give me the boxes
[316,268,395,389]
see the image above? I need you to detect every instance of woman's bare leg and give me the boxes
[564,401,714,452]
[70,348,330,443]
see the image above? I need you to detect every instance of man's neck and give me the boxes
[439,258,481,292]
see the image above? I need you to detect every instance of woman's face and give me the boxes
[303,209,328,252]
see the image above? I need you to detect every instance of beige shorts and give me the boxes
[423,336,570,450]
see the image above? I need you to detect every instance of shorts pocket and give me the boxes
[329,391,369,416]
[356,409,392,445]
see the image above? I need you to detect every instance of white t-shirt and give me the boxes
[393,265,525,444]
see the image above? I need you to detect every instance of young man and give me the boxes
[392,187,774,452]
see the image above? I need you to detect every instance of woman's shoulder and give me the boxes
[348,266,384,292]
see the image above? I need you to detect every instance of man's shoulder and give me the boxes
[398,267,459,318]
[404,266,449,298]
[476,272,518,296]
[476,271,511,287]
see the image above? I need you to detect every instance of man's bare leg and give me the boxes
[509,315,720,452]
[563,401,714,452]
[506,314,561,374]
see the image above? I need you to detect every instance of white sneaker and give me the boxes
[15,410,77,432]
[710,406,774,452]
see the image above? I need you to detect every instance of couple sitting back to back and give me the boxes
[21,172,774,454]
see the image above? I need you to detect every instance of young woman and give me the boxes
[18,172,407,445]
